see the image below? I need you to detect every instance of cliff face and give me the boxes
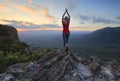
[0,24,19,42]
[0,24,28,50]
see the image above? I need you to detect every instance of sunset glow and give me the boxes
[17,28,26,32]
[0,0,120,31]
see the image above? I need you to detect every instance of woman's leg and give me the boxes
[63,33,70,52]
[65,33,70,52]
[66,33,70,46]
[63,33,66,47]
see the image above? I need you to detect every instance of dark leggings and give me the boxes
[63,33,70,46]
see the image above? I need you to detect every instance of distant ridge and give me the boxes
[83,27,120,44]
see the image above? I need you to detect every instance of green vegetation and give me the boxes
[0,24,29,53]
[0,48,56,73]
[0,24,58,73]
[72,45,120,61]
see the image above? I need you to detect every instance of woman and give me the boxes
[62,9,70,52]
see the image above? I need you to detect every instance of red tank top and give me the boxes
[62,20,70,33]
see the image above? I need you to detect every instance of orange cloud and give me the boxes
[39,5,57,22]
[17,28,26,32]
[17,27,61,32]
[28,0,32,4]
[16,4,40,14]
[0,2,8,10]
[19,20,33,26]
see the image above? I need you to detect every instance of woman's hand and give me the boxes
[65,8,68,12]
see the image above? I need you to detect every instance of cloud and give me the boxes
[1,20,36,28]
[16,4,40,14]
[67,0,80,12]
[28,0,33,4]
[39,5,57,23]
[116,16,120,20]
[79,14,90,21]
[80,22,85,25]
[40,24,60,28]
[25,1,58,23]
[92,16,114,24]
[78,14,120,24]
[0,2,8,10]
[0,19,60,29]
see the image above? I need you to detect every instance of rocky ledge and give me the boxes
[0,51,120,81]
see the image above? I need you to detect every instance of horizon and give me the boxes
[0,0,120,32]
[1,0,120,77]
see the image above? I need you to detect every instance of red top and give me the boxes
[62,20,70,33]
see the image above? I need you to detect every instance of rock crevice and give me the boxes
[0,52,120,81]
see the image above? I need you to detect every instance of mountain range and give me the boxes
[19,27,120,48]
[82,27,120,45]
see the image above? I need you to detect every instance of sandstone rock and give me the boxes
[0,52,119,81]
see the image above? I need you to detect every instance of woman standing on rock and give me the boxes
[62,8,70,52]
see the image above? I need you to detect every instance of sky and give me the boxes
[0,0,120,32]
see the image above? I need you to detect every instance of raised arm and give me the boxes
[66,9,70,20]
[62,10,67,20]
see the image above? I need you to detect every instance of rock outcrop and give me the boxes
[0,24,28,51]
[0,24,19,43]
[0,51,120,81]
